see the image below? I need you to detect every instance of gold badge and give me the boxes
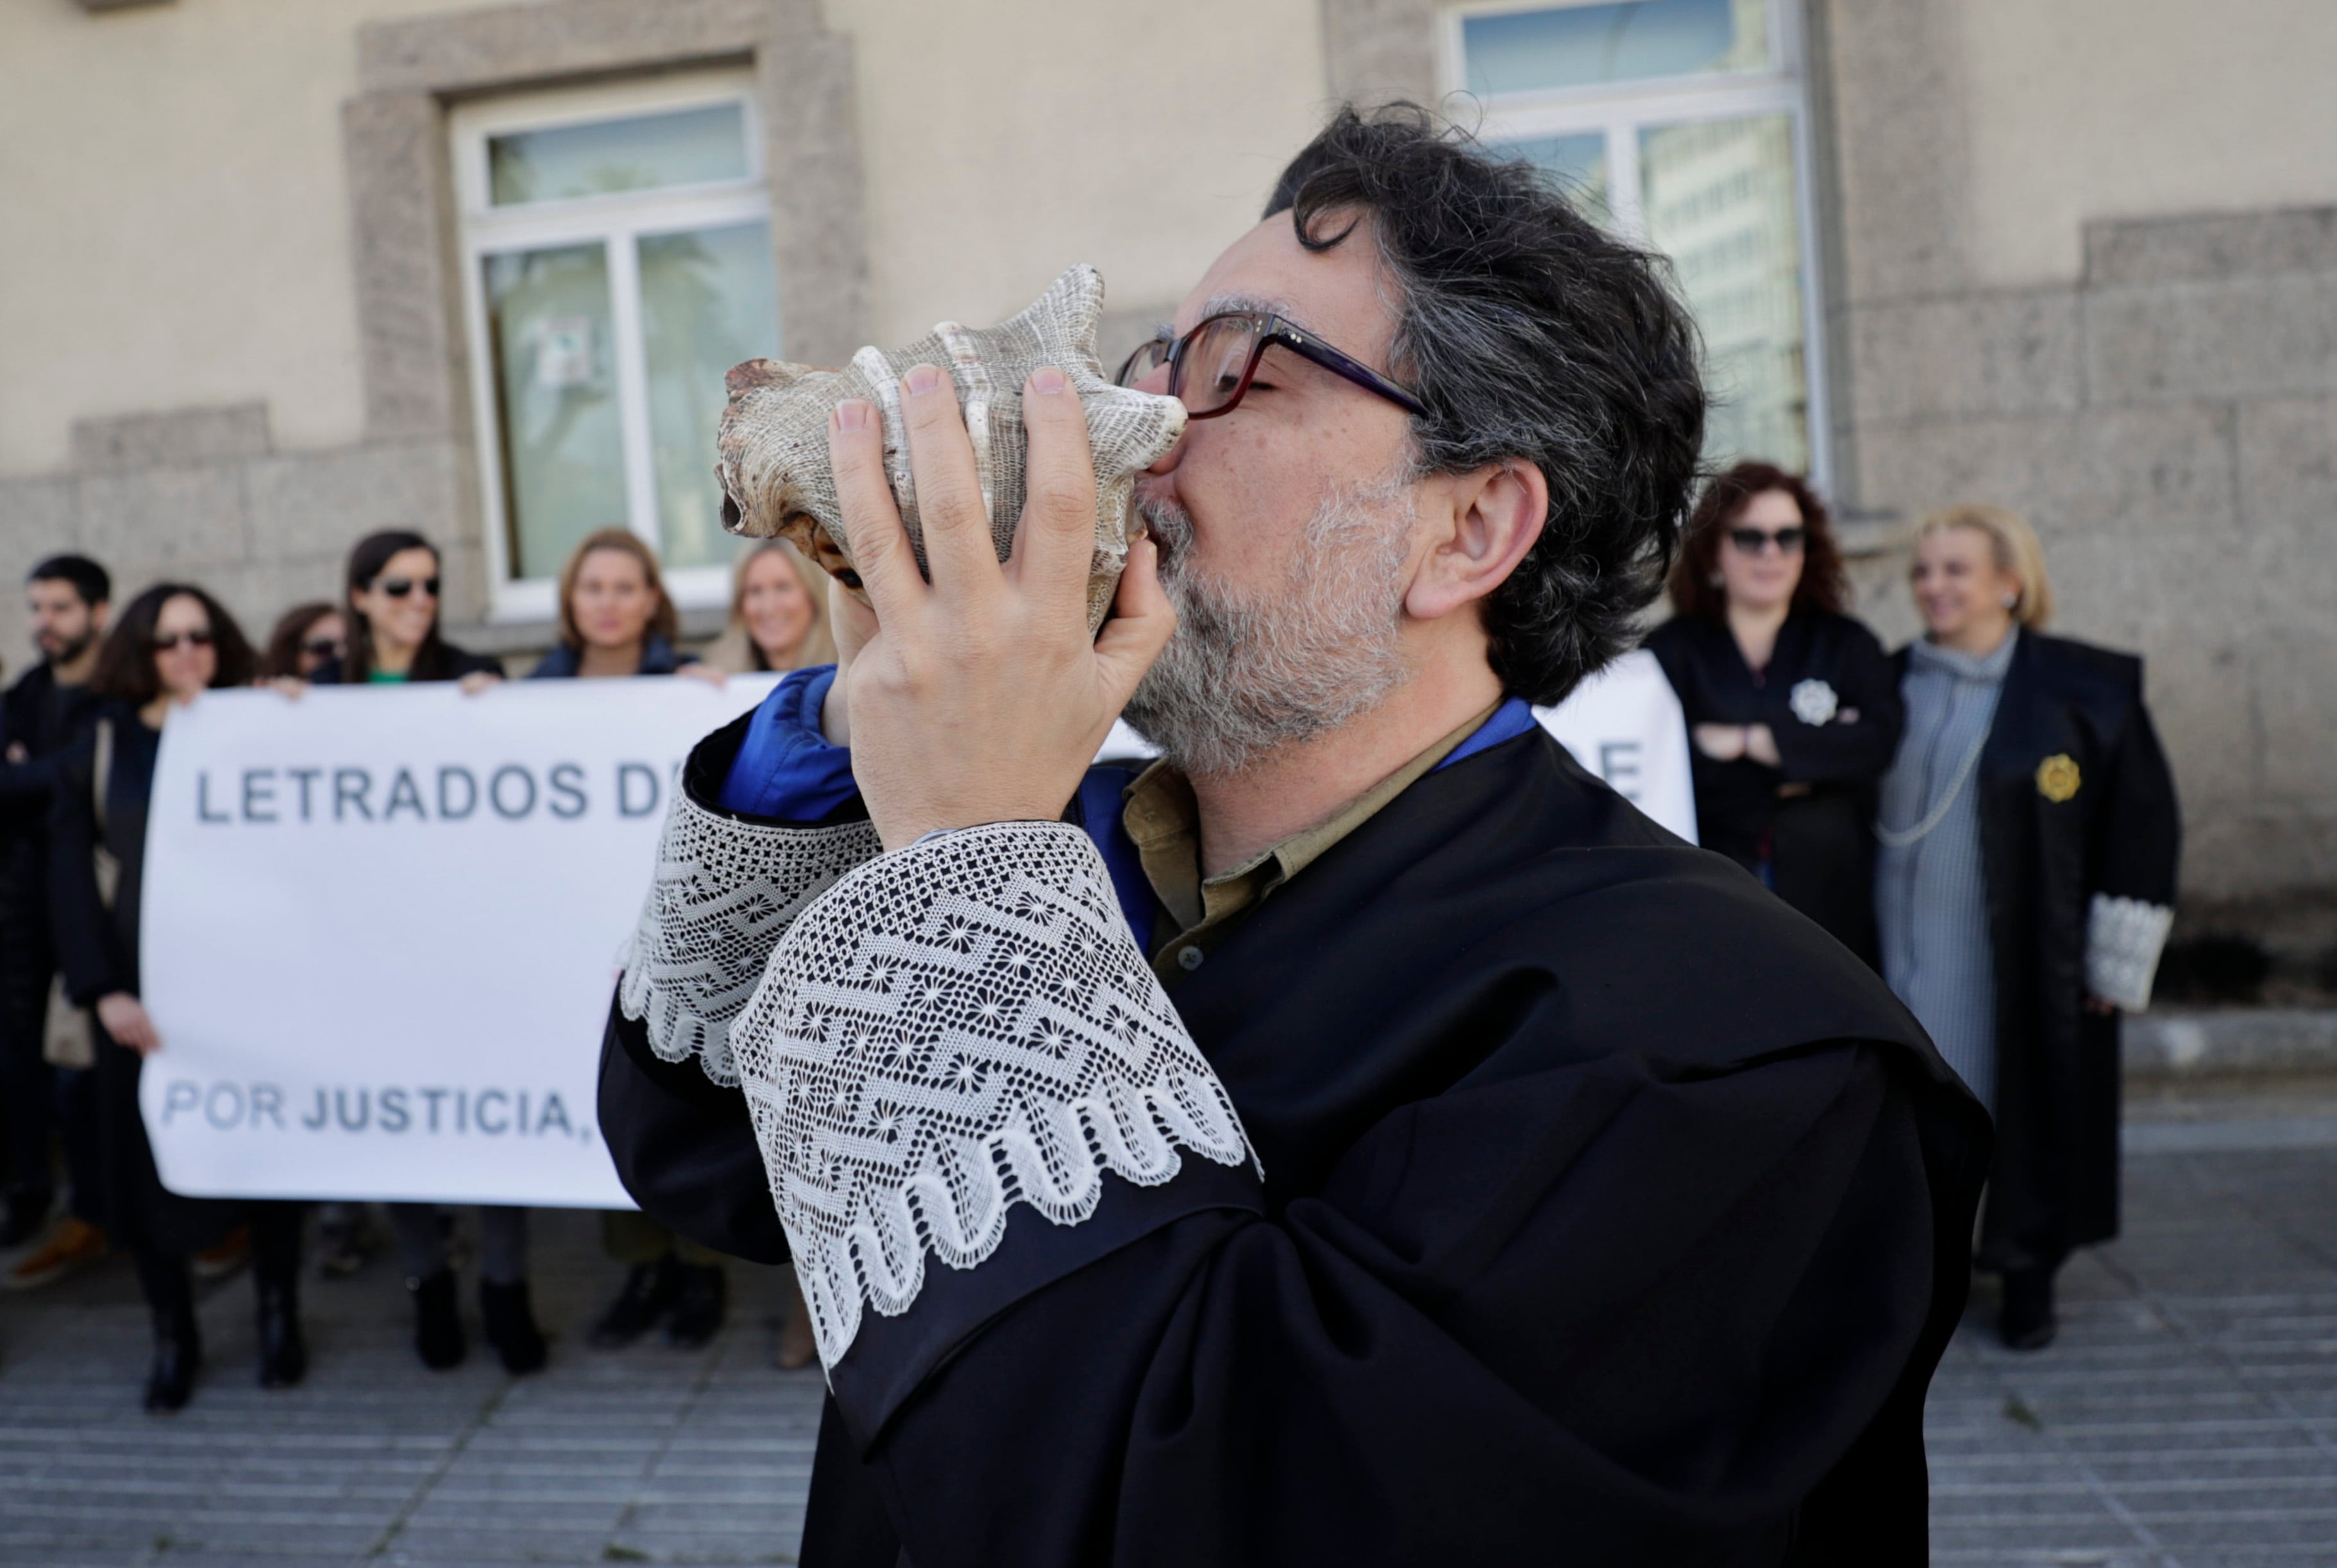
[2036,754,2080,803]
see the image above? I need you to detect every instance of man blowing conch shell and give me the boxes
[601,106,1989,1566]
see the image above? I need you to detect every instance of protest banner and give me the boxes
[1535,648,1699,844]
[139,677,777,1206]
[135,668,1692,1206]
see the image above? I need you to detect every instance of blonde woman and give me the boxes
[702,540,836,675]
[1875,504,2180,1351]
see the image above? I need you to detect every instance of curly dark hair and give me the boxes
[1666,461,1848,620]
[1265,105,1706,704]
[92,583,256,705]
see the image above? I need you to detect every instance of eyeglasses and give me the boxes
[1114,310,1428,421]
[1727,526,1806,555]
[302,637,346,660]
[149,629,214,652]
[376,576,441,599]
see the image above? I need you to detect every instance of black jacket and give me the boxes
[524,634,696,679]
[1897,630,2180,1270]
[310,641,504,685]
[600,716,1990,1565]
[49,705,239,1252]
[1645,609,1903,963]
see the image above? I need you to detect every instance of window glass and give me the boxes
[1463,0,1768,97]
[1498,131,1612,227]
[639,221,783,571]
[484,244,627,580]
[1639,113,1807,470]
[489,103,748,207]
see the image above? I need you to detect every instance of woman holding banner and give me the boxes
[49,584,308,1412]
[314,530,544,1376]
[529,530,738,1353]
[703,539,835,675]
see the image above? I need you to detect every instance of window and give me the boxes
[453,74,782,620]
[1450,0,1827,481]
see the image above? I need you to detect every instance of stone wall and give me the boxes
[0,405,473,668]
[1812,0,2337,904]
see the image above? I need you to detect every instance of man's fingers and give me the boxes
[1011,367,1102,616]
[829,398,924,619]
[898,364,1001,595]
[1091,536,1176,712]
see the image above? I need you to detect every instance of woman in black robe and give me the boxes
[1644,463,1903,963]
[1877,504,2180,1348]
[50,584,308,1410]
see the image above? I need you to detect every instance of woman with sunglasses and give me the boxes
[49,585,309,1410]
[258,602,347,681]
[1644,462,1903,965]
[312,530,503,687]
[315,531,541,1376]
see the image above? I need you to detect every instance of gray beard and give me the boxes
[1122,474,1415,779]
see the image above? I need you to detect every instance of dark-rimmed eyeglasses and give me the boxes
[376,576,441,599]
[1727,525,1805,555]
[150,629,214,652]
[1114,310,1428,421]
[302,637,346,661]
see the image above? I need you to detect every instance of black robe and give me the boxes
[600,719,1989,1565]
[1921,631,2180,1272]
[1644,610,1903,963]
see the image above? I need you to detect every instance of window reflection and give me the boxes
[1640,114,1808,471]
[1463,0,1768,97]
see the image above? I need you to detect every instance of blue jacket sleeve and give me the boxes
[717,665,862,822]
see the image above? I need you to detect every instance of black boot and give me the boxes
[144,1306,199,1413]
[589,1258,676,1349]
[409,1268,466,1369]
[257,1279,307,1388]
[480,1278,547,1375]
[1999,1266,2058,1351]
[665,1263,727,1349]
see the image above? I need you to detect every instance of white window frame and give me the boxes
[451,71,772,624]
[1446,0,1832,488]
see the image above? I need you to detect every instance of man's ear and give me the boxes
[1405,461,1548,623]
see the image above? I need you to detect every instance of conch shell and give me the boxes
[715,265,1187,632]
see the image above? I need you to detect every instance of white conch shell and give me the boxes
[715,264,1187,632]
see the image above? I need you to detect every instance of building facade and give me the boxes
[1,0,2333,913]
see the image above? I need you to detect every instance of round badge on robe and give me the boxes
[1789,679,1839,727]
[2036,754,2081,802]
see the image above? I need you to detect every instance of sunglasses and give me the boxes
[302,637,346,660]
[375,576,441,598]
[149,629,214,652]
[1727,526,1806,555]
[1115,310,1428,421]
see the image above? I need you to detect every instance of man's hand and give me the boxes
[825,363,1175,851]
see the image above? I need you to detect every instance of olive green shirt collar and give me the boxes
[1122,700,1501,984]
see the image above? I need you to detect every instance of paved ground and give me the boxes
[1928,1084,2337,1567]
[0,1084,2331,1566]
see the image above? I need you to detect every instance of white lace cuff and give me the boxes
[2086,893,2174,1013]
[618,786,882,1086]
[730,820,1255,1368]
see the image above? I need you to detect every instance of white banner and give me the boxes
[140,677,777,1206]
[1535,648,1699,845]
[137,663,1695,1205]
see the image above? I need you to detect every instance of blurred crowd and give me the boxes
[0,458,2179,1412]
[0,525,836,1412]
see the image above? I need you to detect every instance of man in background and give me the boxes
[0,555,112,1281]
